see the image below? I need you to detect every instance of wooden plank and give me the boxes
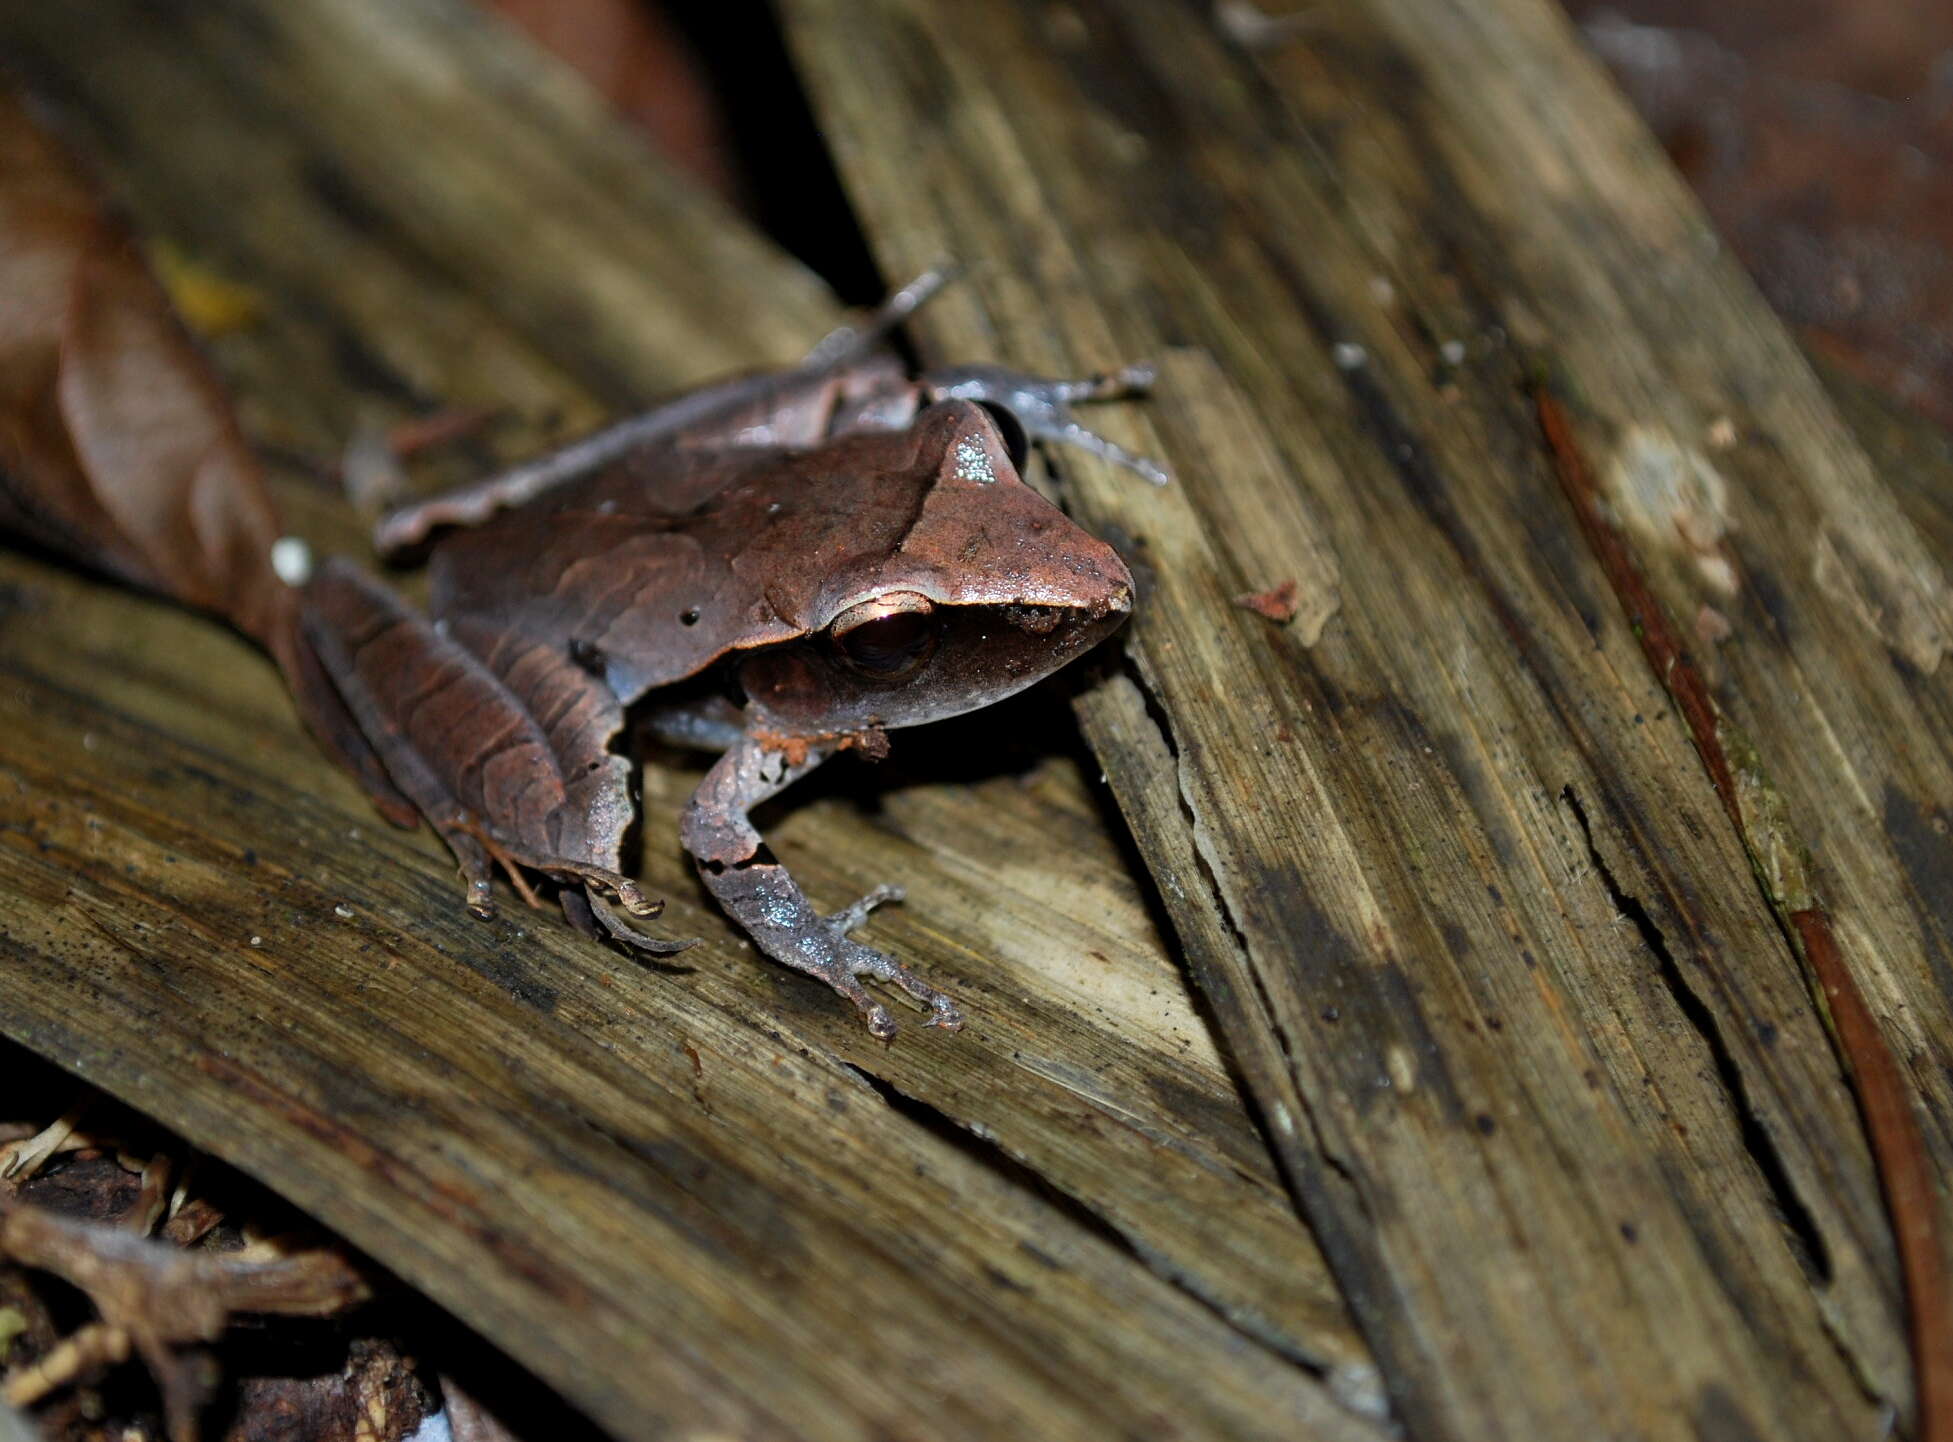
[1268,4,1952,1427]
[779,0,1942,1437]
[0,0,1380,1434]
[1825,364,1953,576]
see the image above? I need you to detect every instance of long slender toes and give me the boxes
[1054,425,1171,486]
[680,738,959,1040]
[921,363,1171,484]
[803,267,956,370]
[587,892,700,956]
[815,961,897,1039]
[927,1001,966,1032]
[1084,361,1157,399]
[842,940,967,1030]
[910,985,966,1032]
[464,828,661,919]
[448,831,498,919]
[872,959,964,1030]
[828,884,905,936]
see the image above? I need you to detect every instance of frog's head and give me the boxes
[736,400,1133,737]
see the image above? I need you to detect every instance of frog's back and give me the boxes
[425,420,954,704]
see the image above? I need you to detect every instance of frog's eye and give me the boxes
[831,593,937,678]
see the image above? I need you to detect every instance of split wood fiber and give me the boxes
[778,1,1948,1438]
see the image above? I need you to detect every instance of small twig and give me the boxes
[3,1321,129,1408]
[0,1194,369,1441]
[387,404,499,462]
[160,1199,223,1250]
[127,1153,173,1236]
[165,1154,199,1224]
[0,1103,88,1185]
[341,406,503,522]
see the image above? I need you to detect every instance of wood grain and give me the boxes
[779,0,1946,1437]
[3,0,1947,1436]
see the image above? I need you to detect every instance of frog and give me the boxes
[301,273,1164,1038]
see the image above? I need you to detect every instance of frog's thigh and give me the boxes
[445,615,634,868]
[303,561,632,881]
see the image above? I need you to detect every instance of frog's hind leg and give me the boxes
[921,361,1170,484]
[583,892,700,957]
[299,559,672,938]
[372,356,871,556]
[439,809,660,921]
[370,365,802,555]
[800,266,956,371]
[373,272,960,558]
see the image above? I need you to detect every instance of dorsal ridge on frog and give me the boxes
[303,275,1161,1038]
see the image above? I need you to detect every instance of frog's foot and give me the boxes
[585,890,702,957]
[683,735,965,1039]
[922,361,1170,484]
[437,829,505,920]
[712,862,965,1039]
[443,812,662,921]
[805,885,965,1040]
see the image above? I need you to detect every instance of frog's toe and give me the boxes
[586,890,701,956]
[790,946,897,1037]
[826,883,905,937]
[922,993,967,1032]
[836,936,966,1035]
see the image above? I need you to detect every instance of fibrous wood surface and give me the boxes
[0,0,1947,1439]
[775,1,1947,1439]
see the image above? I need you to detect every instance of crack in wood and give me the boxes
[840,1058,1372,1395]
[1091,654,1394,1419]
[1539,391,1951,1435]
[1560,783,1831,1283]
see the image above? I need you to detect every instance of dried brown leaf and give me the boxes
[0,92,283,638]
[0,90,412,822]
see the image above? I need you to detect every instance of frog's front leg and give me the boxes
[682,734,964,1039]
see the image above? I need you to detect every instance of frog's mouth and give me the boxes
[735,590,1134,737]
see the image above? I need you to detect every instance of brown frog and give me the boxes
[304,274,1163,1038]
